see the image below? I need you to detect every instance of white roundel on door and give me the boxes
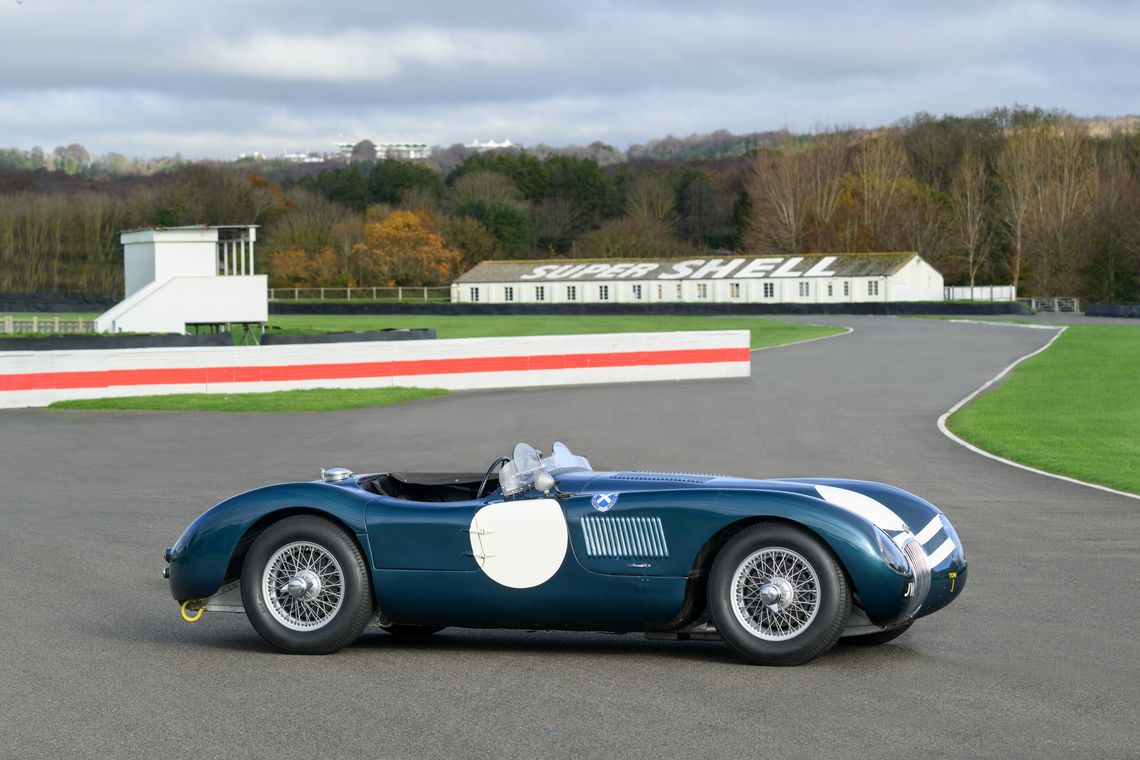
[469,499,568,589]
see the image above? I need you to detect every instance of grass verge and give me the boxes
[266,314,844,349]
[49,386,450,413]
[947,324,1140,495]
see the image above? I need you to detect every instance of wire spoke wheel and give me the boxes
[262,541,345,632]
[731,547,821,641]
[242,516,374,654]
[709,523,850,666]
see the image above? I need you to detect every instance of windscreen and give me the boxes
[542,441,592,475]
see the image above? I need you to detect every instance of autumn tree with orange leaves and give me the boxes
[356,210,461,286]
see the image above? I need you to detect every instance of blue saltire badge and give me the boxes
[591,493,618,512]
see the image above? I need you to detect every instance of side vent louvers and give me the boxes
[581,516,669,558]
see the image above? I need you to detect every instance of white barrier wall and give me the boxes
[0,331,751,409]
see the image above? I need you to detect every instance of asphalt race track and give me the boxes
[2,316,1137,759]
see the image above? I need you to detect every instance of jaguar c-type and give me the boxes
[164,441,966,666]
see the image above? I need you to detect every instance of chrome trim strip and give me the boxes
[900,538,931,619]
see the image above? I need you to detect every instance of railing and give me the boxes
[1016,297,1081,313]
[268,286,451,302]
[944,285,1017,302]
[1,315,98,335]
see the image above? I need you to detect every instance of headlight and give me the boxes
[875,527,911,574]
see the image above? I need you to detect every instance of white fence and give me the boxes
[1017,297,1081,313]
[944,286,1017,302]
[268,286,450,302]
[1,315,97,335]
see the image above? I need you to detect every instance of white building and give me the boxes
[378,142,431,160]
[452,253,944,305]
[333,141,432,161]
[95,225,268,334]
[466,138,515,152]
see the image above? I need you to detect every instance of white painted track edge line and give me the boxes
[751,325,853,353]
[936,323,1140,502]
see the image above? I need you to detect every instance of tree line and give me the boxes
[1,107,1138,301]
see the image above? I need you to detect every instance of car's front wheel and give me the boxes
[709,522,851,666]
[241,515,374,654]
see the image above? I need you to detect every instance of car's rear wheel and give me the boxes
[241,515,374,654]
[709,522,851,666]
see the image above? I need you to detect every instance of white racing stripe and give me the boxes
[914,515,943,545]
[926,538,956,567]
[815,485,908,532]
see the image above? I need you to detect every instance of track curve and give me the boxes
[1,315,1136,759]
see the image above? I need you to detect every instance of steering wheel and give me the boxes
[476,456,510,500]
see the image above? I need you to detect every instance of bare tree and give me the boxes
[996,129,1039,293]
[853,132,910,245]
[744,144,808,253]
[1030,121,1097,294]
[949,146,992,287]
[448,170,526,209]
[351,140,377,162]
[803,131,848,250]
[625,173,675,224]
[1089,146,1140,301]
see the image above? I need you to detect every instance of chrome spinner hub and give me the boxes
[759,578,795,612]
[283,570,321,600]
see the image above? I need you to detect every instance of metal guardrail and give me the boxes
[1016,297,1080,313]
[1,315,97,335]
[268,286,451,302]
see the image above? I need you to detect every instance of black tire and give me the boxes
[241,515,374,654]
[708,522,851,666]
[840,623,912,646]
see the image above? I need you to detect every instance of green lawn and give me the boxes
[947,324,1140,494]
[266,314,844,349]
[49,387,450,413]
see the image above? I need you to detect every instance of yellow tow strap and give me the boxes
[180,599,203,622]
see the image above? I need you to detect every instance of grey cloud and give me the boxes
[0,1,1136,157]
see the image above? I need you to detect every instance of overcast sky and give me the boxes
[1,1,1137,159]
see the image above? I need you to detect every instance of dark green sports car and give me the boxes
[165,441,966,666]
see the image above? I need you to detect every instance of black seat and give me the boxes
[367,473,492,502]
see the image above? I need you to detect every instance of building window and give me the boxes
[632,284,643,300]
[599,284,610,301]
[799,281,810,297]
[763,282,775,298]
[504,286,514,302]
[566,285,577,301]
[730,282,741,298]
[827,283,833,297]
[535,285,545,302]
[469,287,480,302]
[868,281,879,296]
[843,281,850,297]
[696,283,708,299]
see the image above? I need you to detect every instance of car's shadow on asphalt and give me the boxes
[344,628,923,668]
[352,628,738,665]
[90,614,923,668]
